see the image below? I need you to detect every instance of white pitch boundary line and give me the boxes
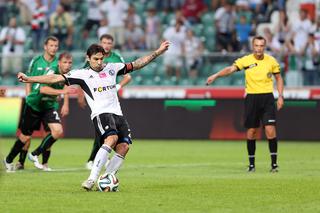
[37,162,243,172]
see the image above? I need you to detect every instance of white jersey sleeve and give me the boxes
[111,62,134,76]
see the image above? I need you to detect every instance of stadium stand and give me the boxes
[0,0,319,86]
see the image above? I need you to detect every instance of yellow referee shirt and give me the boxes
[234,53,280,94]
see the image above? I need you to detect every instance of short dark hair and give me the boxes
[99,34,114,42]
[86,44,106,58]
[252,36,266,44]
[44,36,59,45]
[58,52,72,60]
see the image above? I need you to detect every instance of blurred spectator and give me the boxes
[8,0,32,25]
[286,9,312,72]
[235,0,253,25]
[97,18,109,39]
[82,0,104,40]
[276,0,286,10]
[100,0,128,49]
[170,9,191,29]
[275,10,291,45]
[184,29,203,79]
[235,15,251,51]
[30,0,48,52]
[181,0,207,24]
[6,0,21,21]
[263,27,281,54]
[254,0,274,23]
[0,17,26,84]
[49,3,73,50]
[145,7,160,50]
[163,20,186,79]
[248,0,262,14]
[124,22,145,50]
[314,17,320,48]
[0,0,6,26]
[47,0,60,16]
[125,4,142,28]
[215,1,237,52]
[301,33,319,85]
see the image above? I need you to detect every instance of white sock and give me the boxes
[88,144,112,181]
[105,153,124,174]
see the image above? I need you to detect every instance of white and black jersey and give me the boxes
[62,63,133,120]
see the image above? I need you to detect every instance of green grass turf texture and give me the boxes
[0,139,319,213]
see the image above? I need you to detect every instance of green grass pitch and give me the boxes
[0,139,320,213]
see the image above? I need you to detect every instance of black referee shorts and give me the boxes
[244,93,276,128]
[93,113,132,145]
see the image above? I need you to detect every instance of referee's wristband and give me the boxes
[278,95,284,98]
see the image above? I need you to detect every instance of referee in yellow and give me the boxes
[206,36,284,172]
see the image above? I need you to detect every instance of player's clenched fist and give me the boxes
[17,72,28,83]
[157,40,170,54]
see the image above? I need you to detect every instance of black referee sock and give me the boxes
[268,137,278,167]
[32,133,57,156]
[6,139,25,163]
[247,139,256,167]
[42,150,51,164]
[18,149,28,165]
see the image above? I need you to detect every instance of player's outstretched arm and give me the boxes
[17,72,66,84]
[206,65,238,85]
[132,40,169,70]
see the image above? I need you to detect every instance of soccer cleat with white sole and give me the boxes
[42,164,52,172]
[27,153,43,170]
[247,165,255,172]
[3,158,15,173]
[270,164,279,173]
[85,161,93,170]
[81,179,95,191]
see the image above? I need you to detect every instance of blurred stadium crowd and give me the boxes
[0,0,319,86]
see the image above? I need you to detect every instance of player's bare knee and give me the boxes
[51,128,63,139]
[104,135,118,148]
[265,126,276,139]
[18,133,31,143]
[246,128,257,139]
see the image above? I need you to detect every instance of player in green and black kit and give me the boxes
[79,34,132,170]
[15,36,67,171]
[3,36,72,172]
[27,52,73,171]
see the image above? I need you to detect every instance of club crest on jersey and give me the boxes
[109,69,115,76]
[99,72,107,78]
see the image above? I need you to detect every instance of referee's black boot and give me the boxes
[270,164,279,173]
[247,165,255,172]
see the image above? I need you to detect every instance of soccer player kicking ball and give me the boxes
[206,36,284,173]
[17,40,170,190]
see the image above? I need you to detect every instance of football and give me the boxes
[97,173,119,192]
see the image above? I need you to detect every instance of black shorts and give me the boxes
[244,93,276,128]
[20,104,61,136]
[92,113,132,145]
